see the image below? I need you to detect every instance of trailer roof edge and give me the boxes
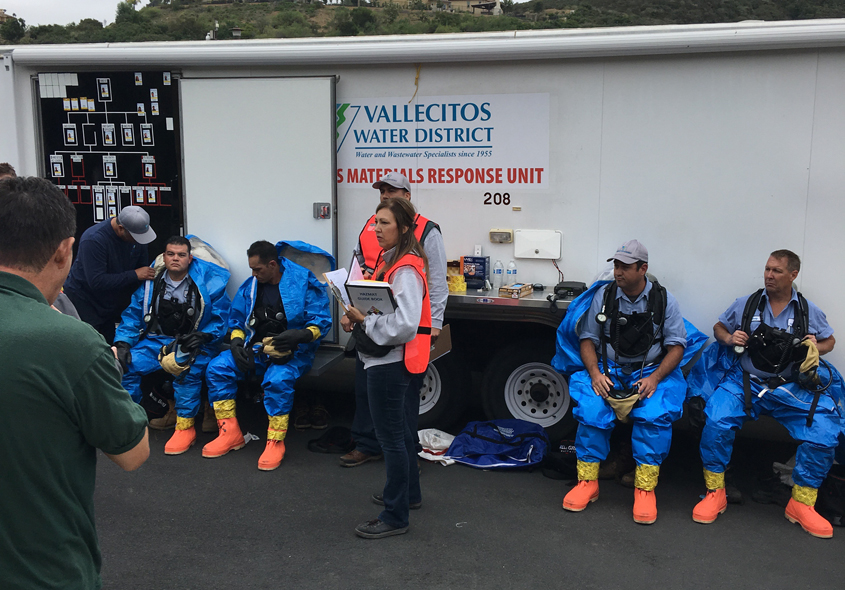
[6,19,845,67]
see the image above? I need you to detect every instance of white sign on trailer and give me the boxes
[336,93,549,190]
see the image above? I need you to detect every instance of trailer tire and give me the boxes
[417,352,470,432]
[481,341,575,442]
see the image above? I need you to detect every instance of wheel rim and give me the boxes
[503,362,570,427]
[418,365,441,416]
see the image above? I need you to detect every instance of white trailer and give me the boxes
[3,19,845,440]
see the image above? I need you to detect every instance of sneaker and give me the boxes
[372,493,421,510]
[294,409,311,431]
[562,480,599,512]
[309,406,329,430]
[149,399,176,430]
[201,402,217,434]
[355,518,408,539]
[620,468,636,489]
[339,449,383,468]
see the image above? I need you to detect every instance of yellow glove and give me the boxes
[798,339,820,375]
[261,336,292,360]
[159,351,190,376]
[606,395,639,422]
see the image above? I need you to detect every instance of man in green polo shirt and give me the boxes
[0,177,150,590]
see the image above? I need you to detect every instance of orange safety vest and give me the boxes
[374,252,432,375]
[358,213,439,275]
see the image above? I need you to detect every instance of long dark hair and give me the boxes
[374,197,429,282]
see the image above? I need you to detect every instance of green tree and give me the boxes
[0,17,26,42]
[116,2,142,24]
[351,7,377,32]
[383,2,401,23]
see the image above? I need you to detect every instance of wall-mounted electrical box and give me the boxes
[514,229,561,259]
[489,228,513,244]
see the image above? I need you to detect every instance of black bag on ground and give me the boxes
[542,439,577,481]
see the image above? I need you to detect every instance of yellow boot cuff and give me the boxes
[175,416,195,430]
[792,484,818,507]
[268,414,289,441]
[703,469,725,491]
[576,460,600,481]
[634,464,660,491]
[213,399,237,419]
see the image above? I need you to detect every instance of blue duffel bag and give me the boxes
[445,419,549,470]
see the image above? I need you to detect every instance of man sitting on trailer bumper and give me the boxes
[114,236,231,455]
[689,249,843,538]
[204,240,332,471]
[562,240,689,525]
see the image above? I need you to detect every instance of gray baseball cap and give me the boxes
[372,171,411,193]
[608,239,648,264]
[117,206,156,245]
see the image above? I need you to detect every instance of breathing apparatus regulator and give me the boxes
[596,280,667,399]
[734,288,833,425]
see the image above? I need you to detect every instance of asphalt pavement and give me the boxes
[95,387,845,590]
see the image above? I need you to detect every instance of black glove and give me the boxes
[230,337,254,373]
[115,341,132,373]
[271,328,313,353]
[180,332,213,356]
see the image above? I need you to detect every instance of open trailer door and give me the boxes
[179,76,340,369]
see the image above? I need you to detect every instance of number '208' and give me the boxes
[483,192,511,205]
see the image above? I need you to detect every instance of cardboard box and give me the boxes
[498,283,534,298]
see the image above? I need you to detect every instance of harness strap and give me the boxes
[806,387,822,427]
[743,370,753,417]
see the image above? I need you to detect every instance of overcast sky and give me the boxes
[1,1,149,26]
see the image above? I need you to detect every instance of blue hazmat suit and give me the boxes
[205,241,333,417]
[687,342,845,489]
[115,237,232,420]
[552,281,709,467]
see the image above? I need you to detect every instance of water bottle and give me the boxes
[506,260,517,285]
[492,260,504,291]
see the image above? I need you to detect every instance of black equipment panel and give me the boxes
[38,70,183,255]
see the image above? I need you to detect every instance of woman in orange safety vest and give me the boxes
[344,197,431,539]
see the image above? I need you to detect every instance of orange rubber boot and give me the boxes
[785,498,833,539]
[258,439,286,471]
[164,426,196,455]
[633,489,657,524]
[202,418,245,458]
[562,480,599,512]
[693,489,727,524]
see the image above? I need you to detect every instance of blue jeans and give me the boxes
[352,357,423,455]
[367,361,421,529]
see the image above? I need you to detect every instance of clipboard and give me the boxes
[429,324,452,363]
